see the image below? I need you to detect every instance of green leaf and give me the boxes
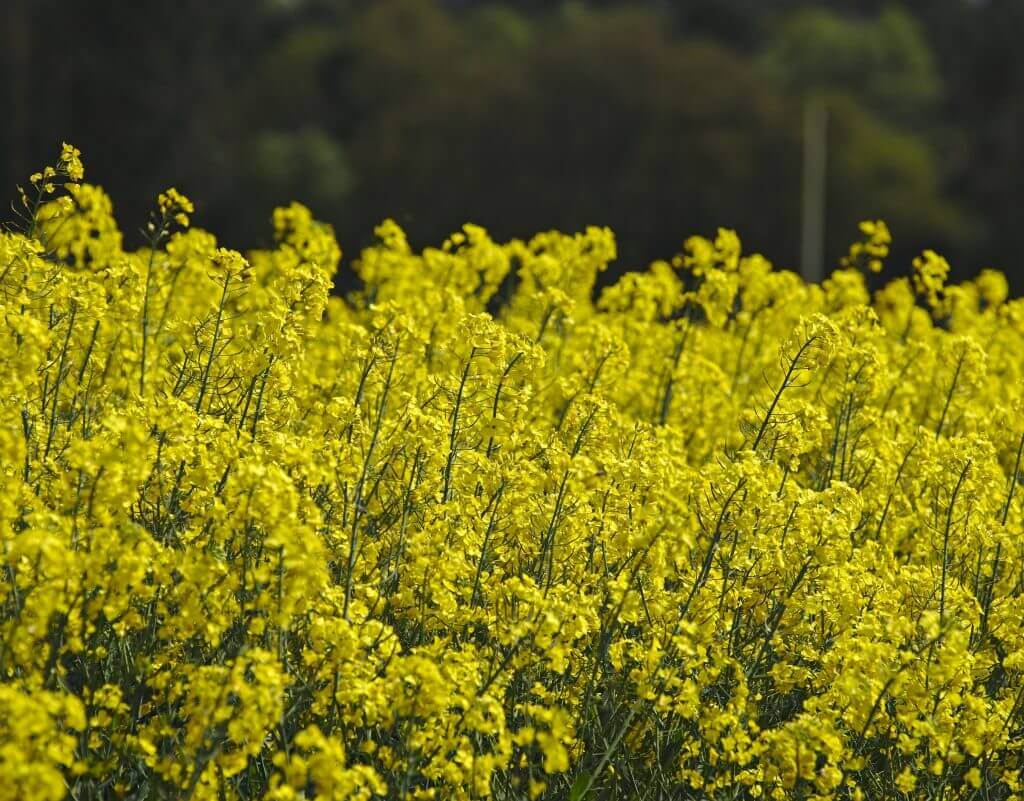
[569,771,592,801]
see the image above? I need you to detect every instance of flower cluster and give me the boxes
[3,146,1024,801]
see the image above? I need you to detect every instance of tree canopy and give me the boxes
[4,0,1022,288]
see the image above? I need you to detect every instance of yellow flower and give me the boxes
[60,142,85,182]
[6,150,1024,801]
[157,186,194,227]
[895,767,916,793]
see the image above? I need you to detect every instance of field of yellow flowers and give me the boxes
[3,146,1024,801]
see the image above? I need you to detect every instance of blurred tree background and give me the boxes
[3,0,1022,290]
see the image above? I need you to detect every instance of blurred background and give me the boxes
[3,0,1022,290]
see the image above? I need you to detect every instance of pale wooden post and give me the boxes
[801,95,828,284]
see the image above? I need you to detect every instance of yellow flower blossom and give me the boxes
[2,147,1024,801]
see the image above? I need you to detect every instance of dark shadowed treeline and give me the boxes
[3,0,1023,289]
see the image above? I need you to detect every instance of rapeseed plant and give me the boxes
[2,146,1024,800]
